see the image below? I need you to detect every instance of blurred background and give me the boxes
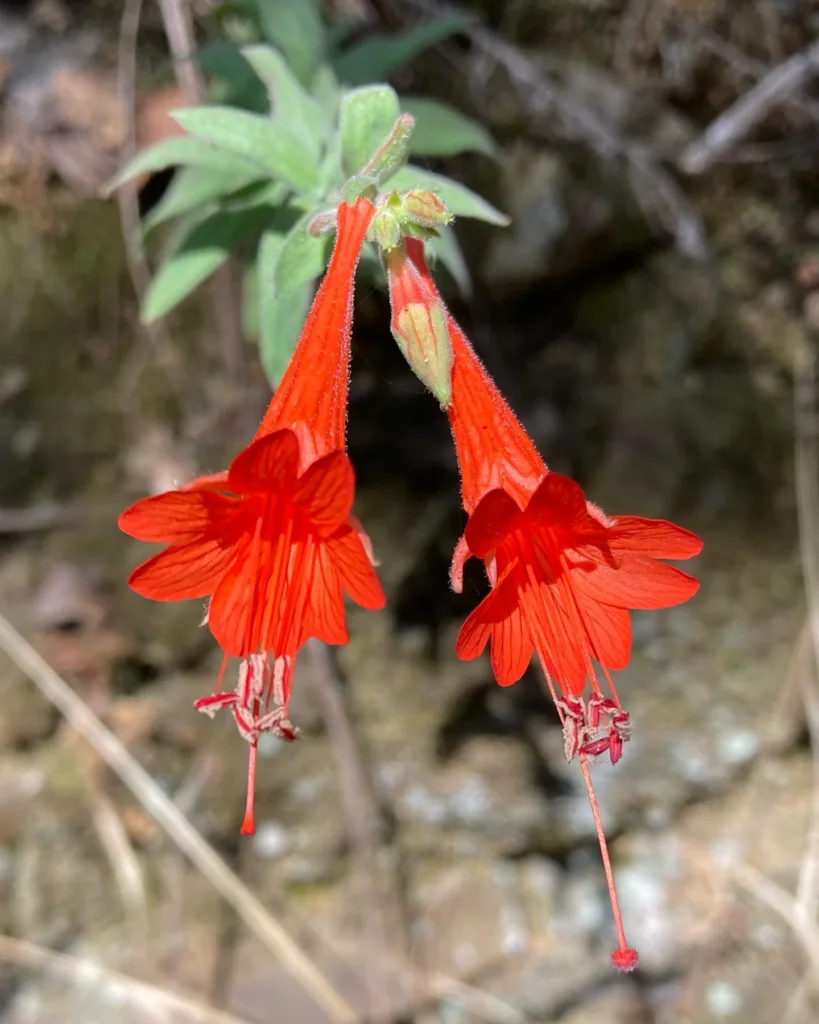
[0,0,816,1021]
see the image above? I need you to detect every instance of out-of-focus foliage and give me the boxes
[109,0,506,384]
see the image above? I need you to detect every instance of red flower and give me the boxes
[119,199,385,834]
[388,237,704,971]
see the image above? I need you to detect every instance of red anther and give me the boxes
[608,731,623,764]
[580,736,611,758]
[194,693,237,717]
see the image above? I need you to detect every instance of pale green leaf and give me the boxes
[143,165,260,232]
[340,84,400,176]
[142,207,263,323]
[334,13,473,85]
[257,230,314,385]
[173,106,318,193]
[254,0,324,86]
[385,165,510,226]
[401,96,497,158]
[242,259,260,341]
[104,136,257,194]
[242,44,327,157]
[274,214,330,295]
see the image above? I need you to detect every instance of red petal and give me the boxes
[572,555,700,610]
[464,488,521,558]
[524,572,588,695]
[128,534,242,601]
[326,524,386,611]
[293,451,354,534]
[579,601,632,671]
[299,547,349,646]
[118,490,240,542]
[607,516,703,560]
[456,560,533,686]
[527,473,591,530]
[228,430,300,495]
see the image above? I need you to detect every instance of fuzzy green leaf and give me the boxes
[254,0,324,86]
[142,207,265,323]
[104,136,258,194]
[386,165,509,226]
[257,230,314,385]
[242,44,327,157]
[274,213,330,295]
[143,165,261,232]
[401,96,497,158]
[173,106,318,193]
[334,13,473,85]
[340,84,400,176]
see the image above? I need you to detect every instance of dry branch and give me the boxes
[401,0,708,261]
[0,610,359,1024]
[680,39,819,175]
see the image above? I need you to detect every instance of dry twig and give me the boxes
[0,934,254,1024]
[680,39,819,175]
[155,0,246,391]
[401,0,707,261]
[0,610,359,1024]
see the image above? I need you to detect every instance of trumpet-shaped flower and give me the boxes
[119,199,385,833]
[387,237,704,971]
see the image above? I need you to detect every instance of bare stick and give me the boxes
[305,640,399,1024]
[399,0,707,260]
[700,35,819,124]
[116,0,183,404]
[680,39,819,175]
[0,611,359,1024]
[154,0,246,390]
[0,934,253,1024]
[793,331,819,931]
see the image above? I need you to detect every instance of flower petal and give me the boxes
[464,488,521,558]
[456,560,533,686]
[607,516,703,560]
[228,429,300,495]
[524,573,588,695]
[300,547,350,646]
[118,490,240,543]
[572,555,700,610]
[293,451,355,534]
[128,534,242,600]
[326,524,386,611]
[528,473,590,525]
[579,601,632,671]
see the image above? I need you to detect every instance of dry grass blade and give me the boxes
[86,778,150,941]
[0,934,254,1024]
[732,862,819,984]
[0,611,359,1024]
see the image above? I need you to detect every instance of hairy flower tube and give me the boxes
[119,199,385,834]
[387,237,703,971]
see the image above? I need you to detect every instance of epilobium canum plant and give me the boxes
[117,3,702,969]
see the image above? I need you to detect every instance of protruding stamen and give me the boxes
[240,741,258,836]
[578,754,639,972]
